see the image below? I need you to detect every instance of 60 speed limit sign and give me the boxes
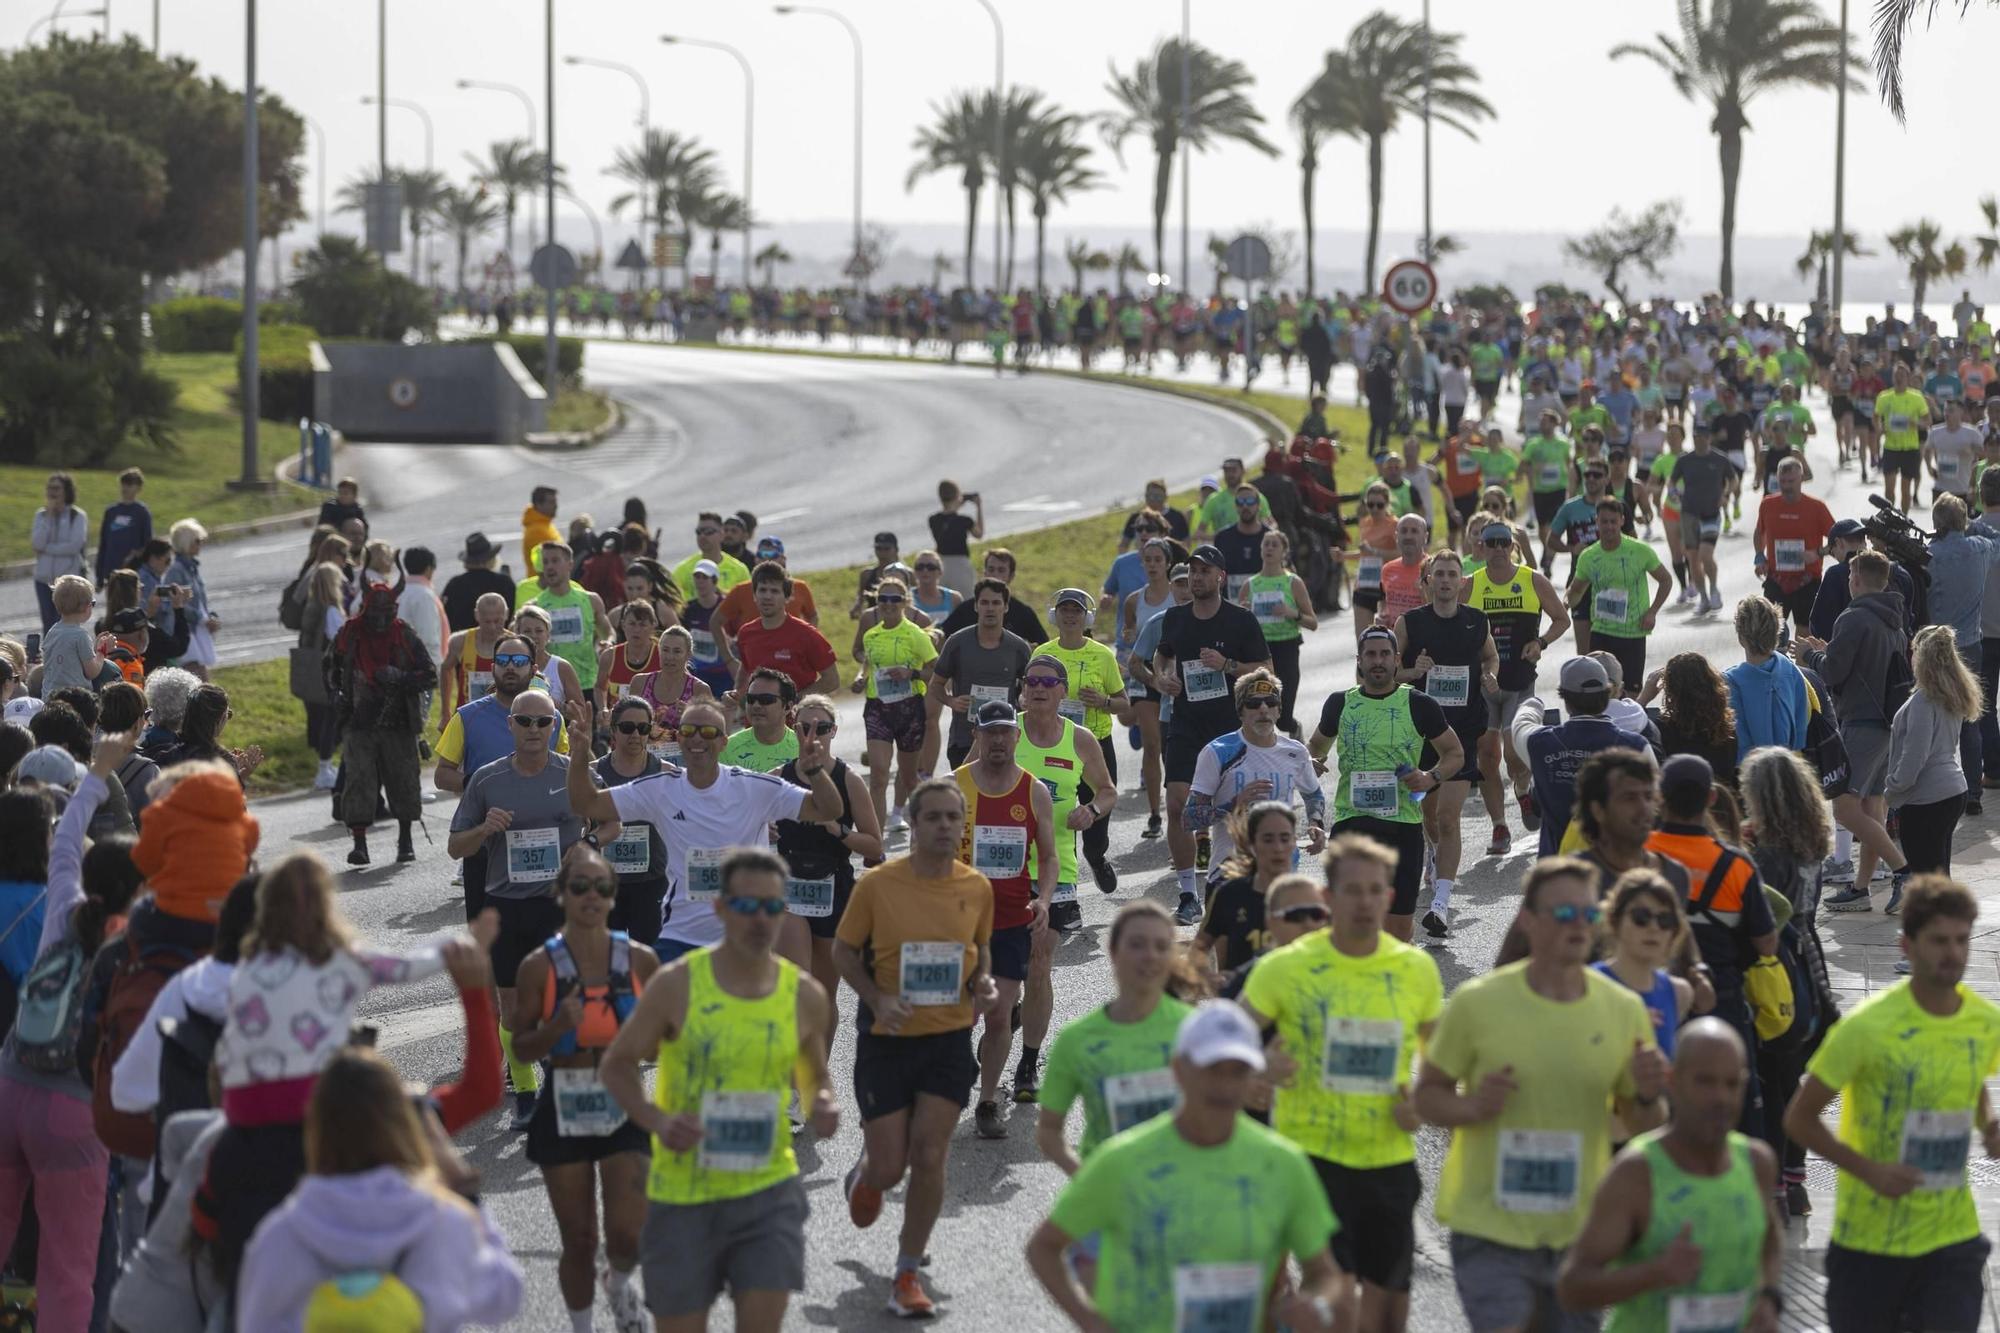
[1382,260,1438,315]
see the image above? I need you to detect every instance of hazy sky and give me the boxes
[78,0,2000,256]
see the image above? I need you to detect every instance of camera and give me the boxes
[1862,494,1931,571]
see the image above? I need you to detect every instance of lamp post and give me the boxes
[1831,0,1849,318]
[1179,0,1189,295]
[775,5,862,278]
[543,0,558,388]
[563,55,648,291]
[233,0,263,492]
[661,35,756,289]
[559,187,603,279]
[303,113,326,239]
[972,0,1003,294]
[457,78,539,267]
[25,6,107,42]
[361,95,433,171]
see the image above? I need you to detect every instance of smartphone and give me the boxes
[24,632,40,665]
[1543,707,1561,727]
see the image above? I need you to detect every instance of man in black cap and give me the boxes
[441,532,517,632]
[1153,543,1271,924]
[1506,656,1650,857]
[852,531,902,618]
[1808,517,1921,641]
[101,608,150,686]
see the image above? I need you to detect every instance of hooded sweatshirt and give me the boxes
[1800,590,1908,729]
[131,767,258,922]
[1887,690,1968,808]
[1724,653,1809,760]
[520,503,560,575]
[235,1166,523,1333]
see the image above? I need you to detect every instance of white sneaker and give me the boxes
[1677,586,1696,605]
[603,1269,645,1333]
[887,807,908,834]
[312,760,337,790]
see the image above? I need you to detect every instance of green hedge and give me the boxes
[152,297,244,353]
[463,334,583,389]
[235,323,319,424]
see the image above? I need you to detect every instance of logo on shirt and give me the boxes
[1010,804,1027,820]
[672,811,687,821]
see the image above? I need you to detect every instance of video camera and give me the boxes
[1863,494,1932,570]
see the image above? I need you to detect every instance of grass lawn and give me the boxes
[0,354,304,566]
[546,385,614,435]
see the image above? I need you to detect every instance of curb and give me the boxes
[1037,365,1291,443]
[523,395,625,452]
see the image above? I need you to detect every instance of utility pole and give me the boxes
[544,0,558,389]
[1421,0,1433,261]
[232,0,263,492]
[1831,0,1849,318]
[1178,0,1189,291]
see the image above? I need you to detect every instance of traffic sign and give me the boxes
[1222,234,1272,281]
[614,239,647,272]
[530,243,578,290]
[1382,259,1438,314]
[843,250,873,280]
[651,233,684,268]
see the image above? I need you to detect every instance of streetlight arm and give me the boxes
[774,5,862,266]
[663,34,756,287]
[564,55,649,134]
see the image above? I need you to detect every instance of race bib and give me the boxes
[1940,453,1964,484]
[1593,586,1630,624]
[899,941,963,1006]
[553,1067,626,1138]
[786,875,835,918]
[1321,1017,1404,1094]
[1667,1292,1750,1333]
[1900,1109,1972,1191]
[685,847,726,902]
[874,667,913,703]
[1172,1262,1261,1333]
[505,827,561,884]
[548,604,585,645]
[466,670,493,701]
[1425,665,1470,707]
[698,1091,778,1172]
[1774,539,1806,573]
[972,823,1028,877]
[604,823,651,876]
[1057,697,1088,725]
[648,738,682,766]
[688,628,719,663]
[1538,462,1564,490]
[1496,1129,1582,1213]
[1357,555,1384,590]
[1182,661,1228,702]
[1251,591,1286,626]
[1350,770,1400,815]
[1103,1068,1180,1135]
[969,683,1011,708]
[1890,414,1911,432]
[1455,452,1480,475]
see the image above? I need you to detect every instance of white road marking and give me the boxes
[760,506,811,524]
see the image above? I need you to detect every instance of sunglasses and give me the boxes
[915,563,941,572]
[799,720,836,737]
[697,527,720,537]
[1277,904,1330,924]
[567,878,617,898]
[1584,471,1608,480]
[682,723,726,740]
[1484,537,1515,548]
[1241,696,1281,710]
[511,714,556,728]
[1234,497,1260,507]
[745,691,783,707]
[612,720,649,735]
[1544,903,1604,925]
[1623,906,1675,931]
[1022,674,1065,689]
[878,594,905,604]
[1365,501,1387,510]
[493,653,533,667]
[725,895,787,917]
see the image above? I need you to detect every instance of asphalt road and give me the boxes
[0,342,1259,668]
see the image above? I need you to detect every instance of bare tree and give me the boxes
[1563,201,1683,314]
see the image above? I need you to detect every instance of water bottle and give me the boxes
[1395,763,1428,806]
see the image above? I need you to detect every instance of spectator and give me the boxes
[395,546,448,674]
[31,470,89,633]
[165,518,218,677]
[929,478,986,595]
[97,681,159,819]
[156,683,261,783]
[1972,468,2000,792]
[1642,651,1740,789]
[294,563,346,791]
[0,721,31,785]
[521,485,560,574]
[440,531,515,632]
[95,467,153,587]
[38,574,113,696]
[0,787,52,985]
[1920,495,2000,812]
[1725,596,1809,761]
[315,476,367,533]
[1888,624,1981,882]
[140,666,200,760]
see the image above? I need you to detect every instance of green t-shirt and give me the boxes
[1521,434,1572,493]
[1761,401,1812,448]
[1472,445,1520,486]
[1199,489,1273,534]
[1468,343,1503,380]
[719,727,799,773]
[1241,932,1443,1168]
[1778,347,1812,383]
[1805,981,2000,1257]
[860,617,938,702]
[1875,389,1930,452]
[1574,538,1663,638]
[1569,404,1614,441]
[1039,996,1192,1158]
[1047,1114,1337,1332]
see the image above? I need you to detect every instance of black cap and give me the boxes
[106,608,149,635]
[873,531,898,547]
[1661,753,1714,799]
[1830,518,1867,540]
[1188,543,1227,569]
[460,532,497,562]
[973,699,1019,730]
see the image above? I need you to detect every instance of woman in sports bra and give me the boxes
[629,625,713,765]
[509,846,661,1333]
[595,600,660,714]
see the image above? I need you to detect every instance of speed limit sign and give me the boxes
[1382,260,1438,315]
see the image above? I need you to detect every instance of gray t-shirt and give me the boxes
[39,621,95,696]
[1673,449,1736,517]
[933,626,1032,750]
[1928,423,1983,494]
[450,753,584,899]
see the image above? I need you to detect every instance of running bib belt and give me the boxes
[1496,1130,1581,1213]
[900,942,963,1006]
[553,1067,626,1137]
[506,827,560,883]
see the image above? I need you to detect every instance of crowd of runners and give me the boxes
[5,286,2000,1330]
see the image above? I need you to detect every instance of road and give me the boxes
[0,341,1259,667]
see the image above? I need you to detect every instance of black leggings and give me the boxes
[1080,734,1119,869]
[1368,401,1395,454]
[304,701,338,761]
[1899,792,1965,875]
[1266,638,1302,734]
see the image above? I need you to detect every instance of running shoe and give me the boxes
[1820,857,1856,885]
[1489,824,1512,857]
[1089,853,1118,894]
[603,1271,646,1333]
[1785,1182,1811,1217]
[974,1100,1007,1139]
[1518,792,1541,832]
[1421,909,1449,939]
[509,1089,536,1132]
[888,1270,936,1319]
[845,1158,883,1228]
[1969,800,1984,817]
[1677,585,1696,605]
[887,807,908,834]
[1823,885,1872,912]
[1885,870,1907,915]
[1894,959,1912,975]
[1141,812,1163,840]
[1049,900,1082,933]
[1174,891,1201,927]
[1013,1059,1040,1105]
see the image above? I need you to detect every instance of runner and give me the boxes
[670,512,752,594]
[594,696,673,950]
[1036,589,1129,895]
[1782,877,2000,1333]
[1349,483,1400,637]
[1668,424,1735,611]
[515,604,583,711]
[599,847,839,1333]
[1185,669,1325,923]
[935,548,1050,644]
[854,575,938,833]
[949,699,1058,1130]
[1545,455,1610,588]
[1875,362,1932,513]
[1240,527,1320,736]
[1024,1000,1354,1333]
[834,777,1002,1319]
[1466,521,1570,854]
[1413,856,1668,1333]
[736,561,841,700]
[517,541,611,722]
[1569,497,1671,691]
[509,846,662,1333]
[1752,456,1834,631]
[1192,801,1308,975]
[1241,831,1444,1333]
[629,625,715,767]
[924,577,1033,775]
[1310,627,1464,942]
[1926,399,1983,503]
[438,590,509,721]
[1519,409,1574,543]
[679,563,739,698]
[1556,1019,1783,1332]
[1376,513,1430,630]
[719,667,800,773]
[1755,380,1815,493]
[1119,540,1181,836]
[595,600,660,715]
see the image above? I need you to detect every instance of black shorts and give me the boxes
[1830,394,1853,421]
[610,878,667,952]
[1473,378,1500,402]
[1824,1236,1991,1333]
[524,1074,652,1167]
[1532,490,1564,526]
[1883,448,1921,479]
[461,847,489,923]
[1312,1158,1420,1292]
[797,873,855,941]
[1439,717,1484,784]
[990,923,1032,981]
[1452,492,1479,523]
[1590,629,1647,695]
[1165,731,1209,785]
[1330,816,1426,915]
[492,894,566,987]
[1761,576,1820,627]
[1352,588,1384,611]
[853,1027,979,1121]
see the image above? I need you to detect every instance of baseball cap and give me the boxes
[1481,521,1514,544]
[873,531,898,547]
[458,532,497,562]
[1187,543,1227,569]
[1050,588,1095,612]
[1169,563,1191,582]
[755,537,785,558]
[1661,753,1715,800]
[1199,475,1220,492]
[1829,518,1867,540]
[973,699,1019,730]
[3,697,44,726]
[1558,656,1611,695]
[1172,1000,1266,1072]
[17,744,82,791]
[692,559,720,580]
[106,608,149,635]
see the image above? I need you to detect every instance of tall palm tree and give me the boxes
[1974,196,2000,273]
[1886,220,1966,321]
[463,138,548,264]
[1015,109,1100,295]
[1794,228,1869,303]
[394,168,448,283]
[1099,37,1277,283]
[930,251,956,291]
[908,92,990,293]
[987,87,1047,289]
[689,190,752,283]
[431,185,502,295]
[754,241,792,288]
[606,129,718,287]
[1288,71,1356,300]
[1611,0,1860,299]
[1318,12,1493,296]
[1112,243,1147,296]
[1064,238,1110,296]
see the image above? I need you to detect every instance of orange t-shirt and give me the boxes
[1755,494,1834,592]
[1379,557,1426,626]
[714,578,817,638]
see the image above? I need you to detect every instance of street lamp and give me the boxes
[457,78,540,264]
[660,34,755,288]
[25,6,108,42]
[233,0,264,492]
[361,94,433,171]
[563,55,649,287]
[302,113,327,239]
[542,0,557,387]
[774,5,863,278]
[972,0,1002,294]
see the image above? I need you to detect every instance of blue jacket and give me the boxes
[1725,654,1810,761]
[1926,530,2000,649]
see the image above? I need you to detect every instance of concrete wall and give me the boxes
[312,341,548,444]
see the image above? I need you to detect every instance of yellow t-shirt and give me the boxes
[834,857,994,1038]
[1875,388,1930,452]
[1806,980,2000,1257]
[860,617,939,702]
[1037,638,1125,740]
[1241,932,1443,1168]
[1425,962,1654,1249]
[672,551,752,594]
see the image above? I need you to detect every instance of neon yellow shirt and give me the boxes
[1875,389,1930,452]
[859,617,937,701]
[1038,637,1125,740]
[671,551,752,594]
[1241,932,1443,1168]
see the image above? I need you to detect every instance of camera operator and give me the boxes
[1974,468,2000,790]
[1926,494,2000,813]
[1809,514,1924,641]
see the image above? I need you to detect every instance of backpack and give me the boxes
[155,1008,223,1134]
[11,937,90,1073]
[544,930,635,1058]
[278,573,307,632]
[93,935,202,1158]
[302,1269,423,1332]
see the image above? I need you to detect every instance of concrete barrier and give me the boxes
[312,339,549,443]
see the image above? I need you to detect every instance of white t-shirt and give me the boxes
[607,765,809,948]
[1928,424,1984,493]
[1187,731,1322,881]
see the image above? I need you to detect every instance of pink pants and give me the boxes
[0,1078,109,1333]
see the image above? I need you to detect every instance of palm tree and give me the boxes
[1611,0,1860,299]
[930,251,956,290]
[393,169,448,283]
[1794,228,1869,303]
[1287,73,1356,300]
[337,169,418,264]
[431,185,502,295]
[1974,196,2000,273]
[1318,12,1493,296]
[688,190,752,283]
[1099,37,1277,283]
[908,91,990,293]
[605,129,718,286]
[987,87,1048,289]
[463,138,549,264]
[1870,0,1983,121]
[1015,109,1100,295]
[754,241,792,288]
[1886,220,1966,321]
[1112,243,1147,296]
[1064,238,1110,296]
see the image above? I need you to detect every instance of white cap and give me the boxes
[692,559,720,580]
[16,744,82,790]
[3,697,44,727]
[1172,999,1267,1071]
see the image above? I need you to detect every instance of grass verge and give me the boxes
[546,385,614,435]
